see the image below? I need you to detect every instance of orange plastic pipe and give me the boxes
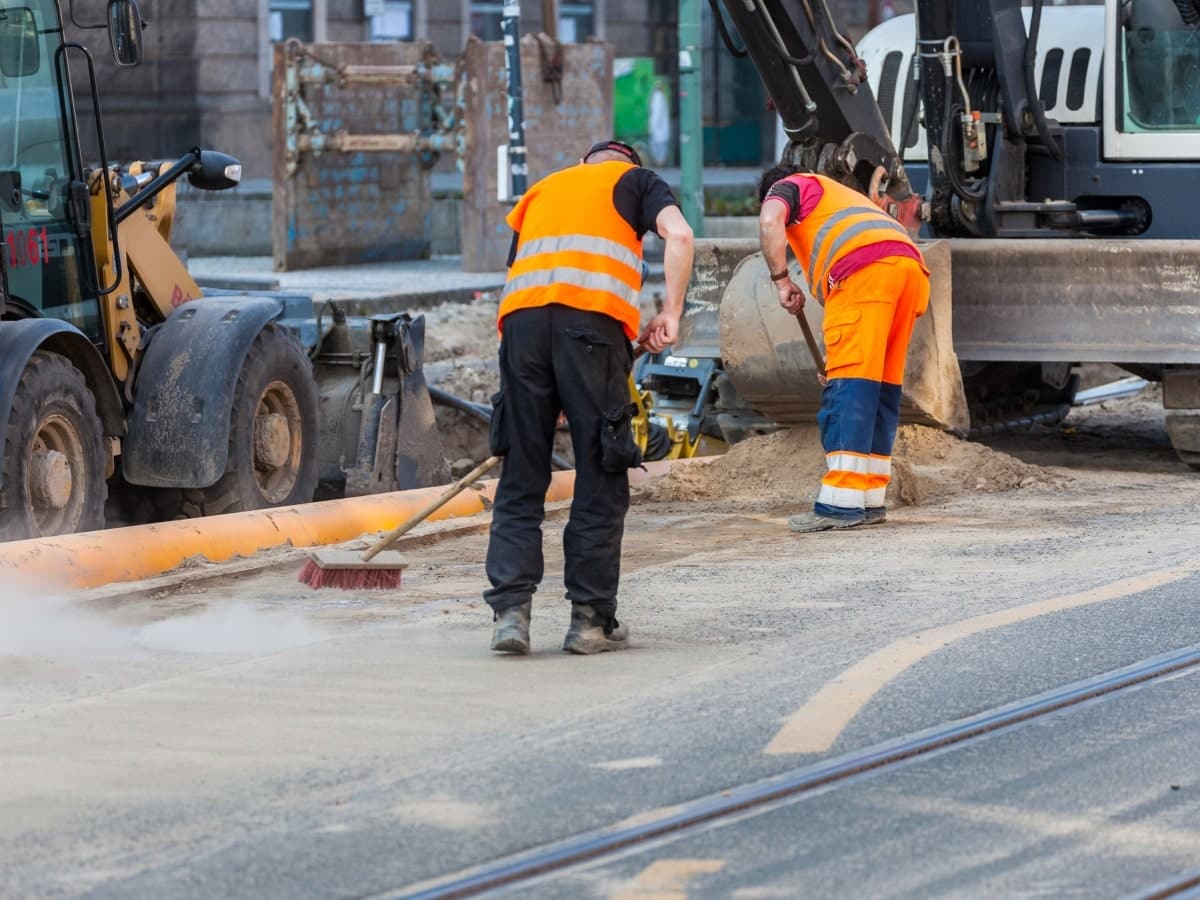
[0,460,682,590]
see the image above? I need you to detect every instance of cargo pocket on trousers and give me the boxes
[600,402,643,473]
[822,309,863,378]
[488,388,510,457]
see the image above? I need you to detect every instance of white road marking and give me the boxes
[593,756,664,771]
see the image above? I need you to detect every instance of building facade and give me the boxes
[74,0,900,179]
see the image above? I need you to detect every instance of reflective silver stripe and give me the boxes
[867,456,892,477]
[817,483,867,509]
[825,452,871,474]
[808,210,911,302]
[807,208,862,279]
[515,235,641,273]
[502,267,640,308]
[864,487,887,506]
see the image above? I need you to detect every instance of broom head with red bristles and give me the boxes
[298,550,409,591]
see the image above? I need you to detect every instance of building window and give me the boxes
[469,1,503,39]
[559,3,593,41]
[269,0,313,42]
[469,1,593,41]
[369,0,413,40]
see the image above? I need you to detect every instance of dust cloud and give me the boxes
[0,580,325,661]
[0,585,128,658]
[134,603,324,655]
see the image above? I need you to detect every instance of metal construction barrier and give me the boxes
[272,39,461,270]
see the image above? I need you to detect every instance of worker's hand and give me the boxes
[638,311,680,354]
[776,278,805,314]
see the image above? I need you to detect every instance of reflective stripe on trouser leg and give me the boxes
[865,455,891,508]
[819,450,871,510]
[815,260,927,518]
[814,377,880,517]
[867,381,902,508]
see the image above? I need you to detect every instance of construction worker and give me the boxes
[757,165,929,533]
[486,140,694,655]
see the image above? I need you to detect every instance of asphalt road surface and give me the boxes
[2,397,1199,899]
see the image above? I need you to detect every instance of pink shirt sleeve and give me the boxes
[763,174,824,224]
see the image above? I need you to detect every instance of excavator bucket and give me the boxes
[716,240,969,434]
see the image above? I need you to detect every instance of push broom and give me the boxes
[298,455,503,591]
[299,344,649,591]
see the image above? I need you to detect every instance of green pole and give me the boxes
[678,0,703,236]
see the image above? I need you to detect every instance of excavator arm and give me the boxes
[712,0,921,228]
[715,0,1146,237]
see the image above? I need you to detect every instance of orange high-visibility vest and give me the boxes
[784,174,924,304]
[500,161,644,340]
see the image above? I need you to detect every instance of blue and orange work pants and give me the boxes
[814,256,930,518]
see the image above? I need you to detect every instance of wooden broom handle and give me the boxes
[362,455,504,562]
[794,312,826,379]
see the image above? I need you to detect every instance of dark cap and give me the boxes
[583,140,643,167]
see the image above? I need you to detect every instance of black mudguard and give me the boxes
[122,296,284,489]
[0,319,124,490]
[393,316,449,489]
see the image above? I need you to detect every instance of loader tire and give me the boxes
[0,351,106,540]
[163,325,319,519]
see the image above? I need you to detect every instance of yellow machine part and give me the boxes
[88,162,204,381]
[628,373,725,460]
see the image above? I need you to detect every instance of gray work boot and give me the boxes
[491,602,532,655]
[563,604,629,655]
[787,510,865,533]
[864,506,887,525]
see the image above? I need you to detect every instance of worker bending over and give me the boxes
[486,140,694,655]
[758,166,930,533]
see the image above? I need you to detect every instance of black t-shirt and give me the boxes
[613,167,678,239]
[507,166,678,266]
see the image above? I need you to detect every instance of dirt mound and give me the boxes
[643,424,1068,509]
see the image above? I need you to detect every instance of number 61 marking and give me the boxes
[6,227,49,269]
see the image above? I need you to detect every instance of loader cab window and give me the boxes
[0,0,101,340]
[1119,0,1200,130]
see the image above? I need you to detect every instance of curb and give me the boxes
[0,459,683,590]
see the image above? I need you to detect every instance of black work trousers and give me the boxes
[484,304,636,619]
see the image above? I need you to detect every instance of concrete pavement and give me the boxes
[4,433,1200,897]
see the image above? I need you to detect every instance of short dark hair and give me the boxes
[584,140,643,167]
[758,165,799,203]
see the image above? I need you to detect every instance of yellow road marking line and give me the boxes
[766,562,1200,756]
[612,859,726,900]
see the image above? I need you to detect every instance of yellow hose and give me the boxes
[0,459,682,589]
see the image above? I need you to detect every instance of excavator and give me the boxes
[652,0,1200,468]
[0,0,447,539]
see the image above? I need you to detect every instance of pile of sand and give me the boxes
[642,424,1069,510]
[422,294,501,365]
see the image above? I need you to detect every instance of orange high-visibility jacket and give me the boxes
[785,174,925,304]
[500,161,644,340]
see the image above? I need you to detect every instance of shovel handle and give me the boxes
[794,312,827,380]
[362,455,504,562]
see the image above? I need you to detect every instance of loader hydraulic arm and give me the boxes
[713,0,920,223]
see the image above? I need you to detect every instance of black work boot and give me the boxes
[563,604,629,655]
[491,601,532,655]
[864,506,887,525]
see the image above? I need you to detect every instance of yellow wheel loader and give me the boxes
[0,0,446,540]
